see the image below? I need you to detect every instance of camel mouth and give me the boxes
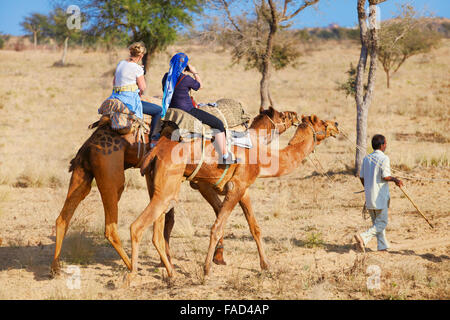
[327,127,340,138]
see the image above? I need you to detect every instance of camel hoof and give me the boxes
[203,265,211,277]
[260,261,270,270]
[122,272,137,288]
[213,257,227,266]
[50,261,61,278]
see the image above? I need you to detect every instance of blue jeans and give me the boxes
[142,101,162,140]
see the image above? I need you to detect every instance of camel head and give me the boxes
[301,114,339,142]
[255,106,301,134]
[289,114,339,146]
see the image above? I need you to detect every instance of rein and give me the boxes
[264,114,287,133]
[306,122,326,153]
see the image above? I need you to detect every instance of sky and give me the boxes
[0,0,449,36]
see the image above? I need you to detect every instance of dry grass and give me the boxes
[0,40,448,300]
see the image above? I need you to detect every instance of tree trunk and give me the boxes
[33,31,37,50]
[61,37,69,66]
[355,0,381,175]
[386,70,390,88]
[260,28,275,109]
[260,1,278,109]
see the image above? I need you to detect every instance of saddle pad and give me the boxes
[163,98,250,135]
[98,99,149,131]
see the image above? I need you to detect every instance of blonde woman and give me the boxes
[108,41,162,142]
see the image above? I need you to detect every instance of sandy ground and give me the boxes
[0,40,448,299]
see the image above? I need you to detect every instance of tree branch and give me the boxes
[220,0,242,34]
[282,0,319,22]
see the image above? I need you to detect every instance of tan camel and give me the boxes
[160,106,300,266]
[131,114,339,279]
[50,106,298,275]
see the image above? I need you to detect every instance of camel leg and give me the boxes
[146,166,175,268]
[196,183,227,265]
[95,167,132,270]
[158,208,175,267]
[161,183,228,266]
[129,162,185,280]
[239,189,269,270]
[153,213,173,272]
[204,182,245,276]
[51,167,93,276]
[129,197,174,280]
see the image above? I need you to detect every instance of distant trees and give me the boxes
[209,0,320,109]
[19,6,83,65]
[20,13,49,49]
[81,0,205,73]
[45,7,83,65]
[377,4,441,88]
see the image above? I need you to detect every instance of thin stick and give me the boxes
[399,186,434,229]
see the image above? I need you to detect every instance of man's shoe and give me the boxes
[354,234,366,253]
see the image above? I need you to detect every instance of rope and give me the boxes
[186,127,206,181]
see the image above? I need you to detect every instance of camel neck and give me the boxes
[258,125,316,177]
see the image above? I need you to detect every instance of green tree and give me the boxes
[80,0,205,74]
[377,5,441,88]
[20,13,49,49]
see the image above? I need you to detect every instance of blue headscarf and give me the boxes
[161,52,189,118]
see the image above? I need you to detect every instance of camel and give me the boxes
[50,105,299,276]
[160,106,300,266]
[130,114,339,280]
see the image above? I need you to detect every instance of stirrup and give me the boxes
[220,153,241,165]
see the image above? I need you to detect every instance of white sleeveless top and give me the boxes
[114,60,144,87]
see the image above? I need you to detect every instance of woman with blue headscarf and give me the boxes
[162,53,238,164]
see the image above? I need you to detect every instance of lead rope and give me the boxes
[186,126,206,181]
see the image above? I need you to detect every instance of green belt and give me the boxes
[214,164,230,186]
[113,84,138,93]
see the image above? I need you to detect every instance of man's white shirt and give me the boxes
[360,150,391,209]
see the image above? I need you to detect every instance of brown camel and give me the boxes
[50,105,298,275]
[131,114,339,279]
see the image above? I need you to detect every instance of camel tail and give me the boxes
[68,124,108,173]
[140,148,158,176]
[69,141,92,173]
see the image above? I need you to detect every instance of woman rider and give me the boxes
[108,41,161,143]
[162,53,238,164]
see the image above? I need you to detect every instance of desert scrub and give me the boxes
[415,153,449,168]
[304,232,324,248]
[61,231,96,265]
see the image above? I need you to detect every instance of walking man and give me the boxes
[354,134,403,252]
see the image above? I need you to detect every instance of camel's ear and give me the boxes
[259,106,265,114]
[311,114,318,124]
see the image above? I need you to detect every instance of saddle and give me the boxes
[89,98,150,135]
[162,98,251,141]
